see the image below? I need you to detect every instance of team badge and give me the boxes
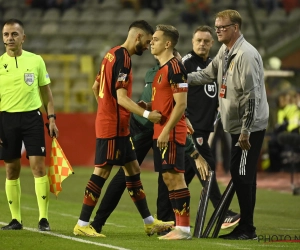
[24,73,34,85]
[196,137,203,146]
[117,73,127,81]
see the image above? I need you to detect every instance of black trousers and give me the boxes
[230,130,265,232]
[192,131,222,208]
[92,117,202,227]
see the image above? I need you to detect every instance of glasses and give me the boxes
[214,23,235,31]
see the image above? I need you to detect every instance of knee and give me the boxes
[5,161,21,179]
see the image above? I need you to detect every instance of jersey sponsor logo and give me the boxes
[204,81,217,98]
[162,160,168,165]
[4,64,8,69]
[24,73,34,85]
[41,147,45,152]
[196,66,201,71]
[117,72,127,81]
[196,137,203,146]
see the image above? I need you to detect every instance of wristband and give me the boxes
[47,114,56,120]
[142,110,150,119]
[191,152,199,159]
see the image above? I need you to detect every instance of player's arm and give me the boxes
[40,84,59,138]
[185,135,208,180]
[117,88,161,123]
[92,80,100,103]
[157,91,187,149]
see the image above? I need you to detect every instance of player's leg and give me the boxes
[91,167,126,232]
[74,137,116,237]
[91,131,153,233]
[154,141,191,240]
[1,112,24,230]
[123,137,174,236]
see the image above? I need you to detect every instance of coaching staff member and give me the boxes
[0,19,59,231]
[188,10,269,240]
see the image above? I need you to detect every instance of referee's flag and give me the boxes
[48,138,74,197]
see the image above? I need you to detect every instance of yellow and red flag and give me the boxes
[48,138,74,197]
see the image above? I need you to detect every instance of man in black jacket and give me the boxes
[182,25,240,229]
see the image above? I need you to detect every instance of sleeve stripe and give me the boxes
[123,50,130,68]
[245,99,255,128]
[170,58,180,74]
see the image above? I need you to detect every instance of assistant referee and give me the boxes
[0,19,59,231]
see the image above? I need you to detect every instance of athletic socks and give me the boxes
[5,178,22,223]
[174,188,190,227]
[125,173,151,219]
[79,174,106,223]
[34,175,50,220]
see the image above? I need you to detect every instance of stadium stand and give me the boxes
[0,0,299,112]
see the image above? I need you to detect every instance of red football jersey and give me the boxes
[152,57,188,145]
[95,46,132,138]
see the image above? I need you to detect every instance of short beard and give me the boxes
[135,42,144,56]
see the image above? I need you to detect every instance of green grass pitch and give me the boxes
[0,167,299,250]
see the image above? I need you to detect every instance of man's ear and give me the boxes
[165,40,171,49]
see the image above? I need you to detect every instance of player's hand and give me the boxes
[157,130,169,151]
[137,100,147,110]
[237,133,250,150]
[148,110,162,124]
[185,117,194,135]
[45,122,59,138]
[195,154,209,180]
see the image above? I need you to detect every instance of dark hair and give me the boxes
[128,20,154,35]
[193,25,214,37]
[3,19,24,29]
[156,24,179,48]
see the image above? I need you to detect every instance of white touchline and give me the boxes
[0,222,131,250]
[22,206,126,227]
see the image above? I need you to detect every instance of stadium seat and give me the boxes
[287,8,300,24]
[46,38,68,54]
[24,36,48,54]
[156,8,173,23]
[43,8,61,22]
[40,22,59,35]
[99,0,121,11]
[66,37,87,54]
[23,21,42,36]
[267,8,288,25]
[136,9,154,20]
[95,9,117,23]
[23,8,43,22]
[3,8,23,21]
[115,9,136,23]
[47,63,63,79]
[61,8,80,23]
[59,23,78,36]
[79,9,99,22]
